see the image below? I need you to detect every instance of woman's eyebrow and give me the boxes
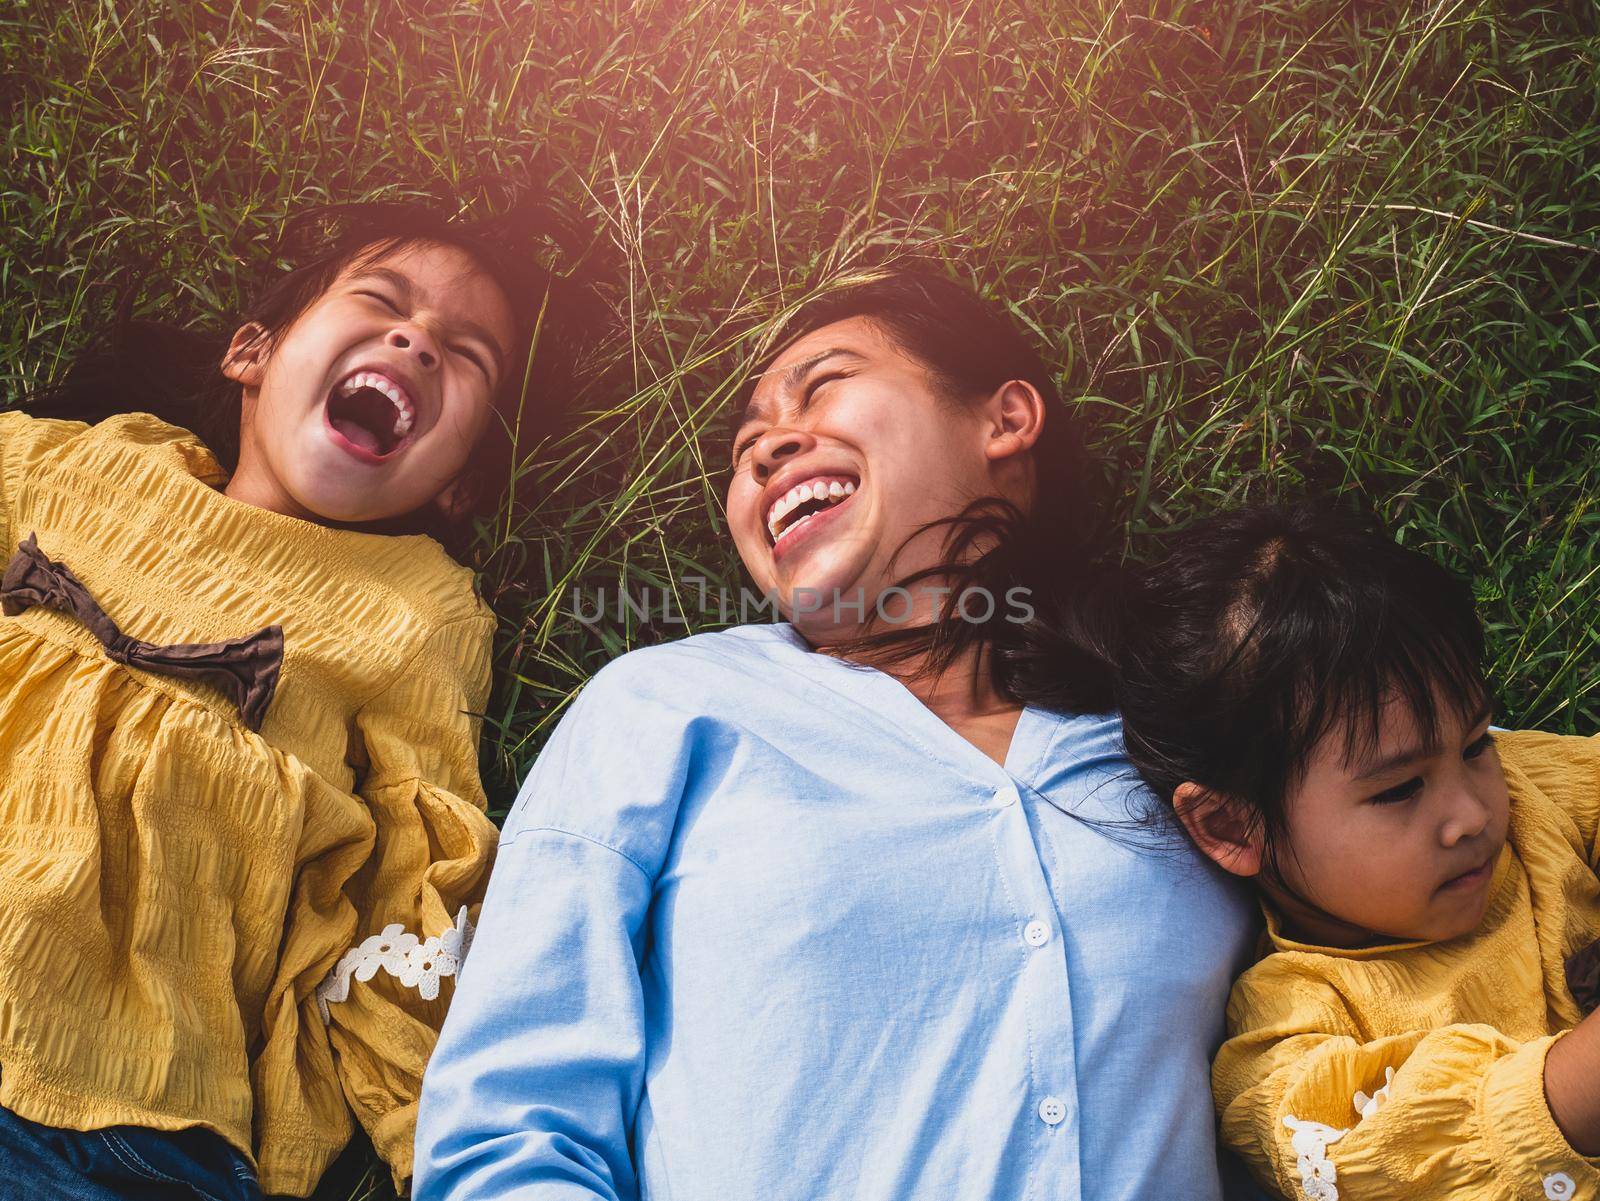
[782,347,865,392]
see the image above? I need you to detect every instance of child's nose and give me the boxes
[385,326,439,370]
[1441,786,1491,845]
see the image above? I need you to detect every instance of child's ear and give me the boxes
[981,379,1046,464]
[1172,782,1265,878]
[433,476,476,521]
[221,322,271,388]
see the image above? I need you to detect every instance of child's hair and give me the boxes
[1112,501,1491,878]
[23,202,568,556]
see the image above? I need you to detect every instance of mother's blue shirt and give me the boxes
[414,623,1257,1200]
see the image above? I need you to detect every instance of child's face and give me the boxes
[725,316,1036,640]
[1264,696,1508,947]
[222,241,516,524]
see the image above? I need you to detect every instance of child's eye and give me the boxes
[450,343,490,378]
[1464,732,1496,760]
[356,289,402,314]
[1370,776,1424,806]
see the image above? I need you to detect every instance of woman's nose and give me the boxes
[386,326,438,370]
[751,428,814,484]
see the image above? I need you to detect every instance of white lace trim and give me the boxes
[1283,1117,1347,1201]
[1352,1065,1395,1121]
[315,906,475,1021]
[1280,1066,1399,1201]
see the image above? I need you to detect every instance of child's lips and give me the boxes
[322,405,415,465]
[1440,854,1495,892]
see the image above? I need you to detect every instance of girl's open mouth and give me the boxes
[324,370,417,463]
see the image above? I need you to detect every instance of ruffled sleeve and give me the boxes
[253,611,499,1193]
[1496,731,1600,864]
[1215,966,1600,1200]
[0,411,89,556]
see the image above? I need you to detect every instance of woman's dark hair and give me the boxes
[24,202,564,558]
[742,269,1120,712]
[1112,501,1491,878]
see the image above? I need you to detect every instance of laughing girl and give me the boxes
[415,272,1257,1201]
[0,205,542,1198]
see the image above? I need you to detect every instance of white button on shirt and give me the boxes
[1024,920,1052,947]
[416,623,1258,1201]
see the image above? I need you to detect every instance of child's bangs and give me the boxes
[1284,577,1491,785]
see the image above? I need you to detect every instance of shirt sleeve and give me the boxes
[413,650,697,1201]
[0,410,89,556]
[1495,730,1600,866]
[1214,970,1600,1200]
[254,613,500,1192]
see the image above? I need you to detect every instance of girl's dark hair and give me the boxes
[744,269,1120,712]
[25,202,564,558]
[1112,501,1490,876]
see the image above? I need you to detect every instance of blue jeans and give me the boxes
[0,1103,260,1201]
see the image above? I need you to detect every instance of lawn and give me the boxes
[4,0,1599,1195]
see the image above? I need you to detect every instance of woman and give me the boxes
[413,272,1258,1200]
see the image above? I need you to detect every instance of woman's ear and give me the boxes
[221,323,271,388]
[1172,782,1265,878]
[981,379,1046,464]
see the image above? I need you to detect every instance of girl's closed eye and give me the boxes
[356,289,403,314]
[1370,775,1424,806]
[1464,730,1495,760]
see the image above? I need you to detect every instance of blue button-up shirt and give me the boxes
[415,623,1257,1200]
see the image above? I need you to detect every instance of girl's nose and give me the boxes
[386,326,438,370]
[1441,785,1492,846]
[751,428,815,484]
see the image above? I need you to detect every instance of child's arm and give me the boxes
[251,614,500,1192]
[1217,971,1600,1199]
[1544,1006,1600,1154]
[412,651,694,1201]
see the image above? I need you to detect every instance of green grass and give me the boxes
[4,0,1599,1195]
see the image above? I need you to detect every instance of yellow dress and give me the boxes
[1217,730,1600,1201]
[0,411,498,1195]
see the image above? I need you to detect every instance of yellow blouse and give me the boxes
[1216,729,1600,1201]
[0,411,499,1195]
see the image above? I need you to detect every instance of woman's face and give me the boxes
[726,316,1038,642]
[222,240,516,525]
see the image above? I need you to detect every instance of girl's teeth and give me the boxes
[828,481,844,499]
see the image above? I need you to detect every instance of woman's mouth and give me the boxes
[765,475,859,551]
[324,370,417,463]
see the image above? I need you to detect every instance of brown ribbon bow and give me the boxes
[1,533,283,731]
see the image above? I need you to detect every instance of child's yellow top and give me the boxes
[1217,729,1600,1201]
[0,411,499,1195]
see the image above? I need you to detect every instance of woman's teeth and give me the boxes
[766,478,856,542]
[339,371,415,436]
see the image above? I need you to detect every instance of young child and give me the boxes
[0,205,543,1198]
[1110,503,1600,1201]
